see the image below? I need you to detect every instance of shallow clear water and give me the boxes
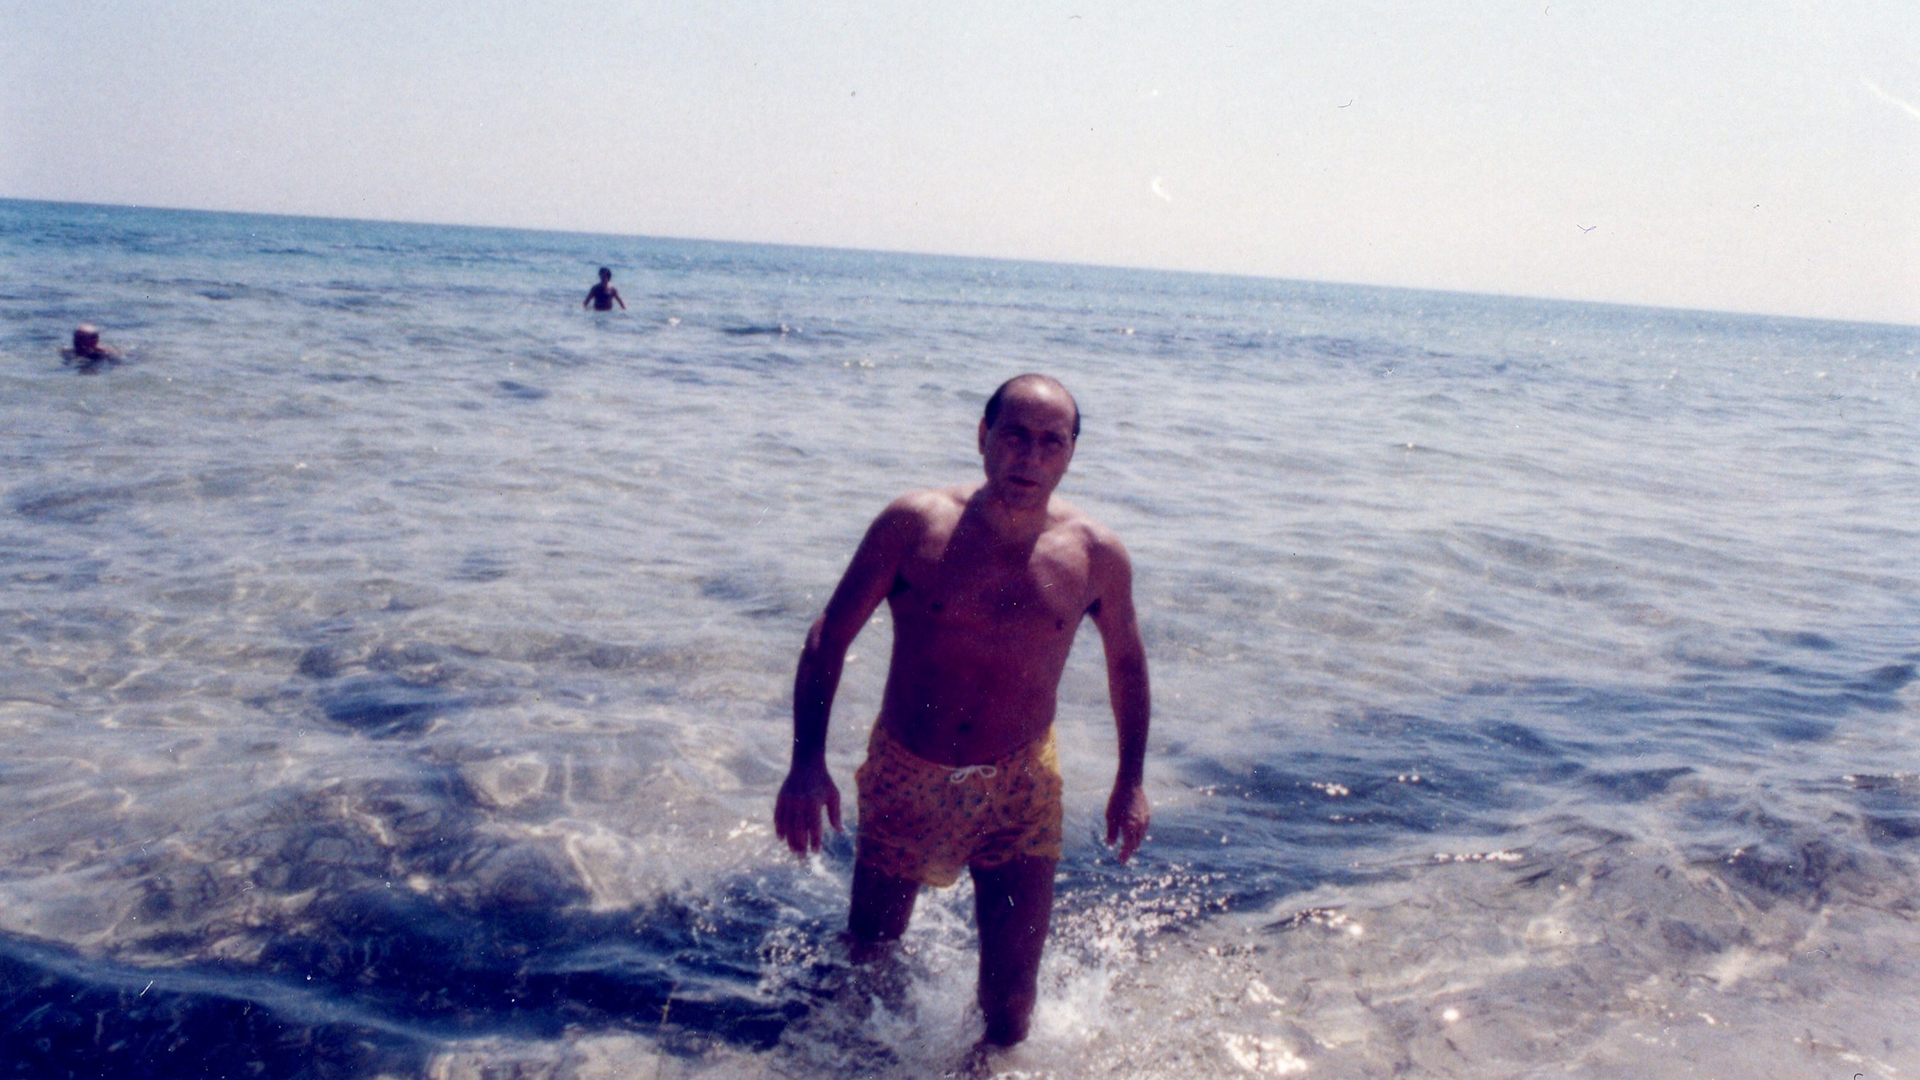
[3,197,1919,1078]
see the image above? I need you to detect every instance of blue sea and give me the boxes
[2,197,1918,1079]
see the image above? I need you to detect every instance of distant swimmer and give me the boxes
[775,374,1152,1050]
[583,267,626,311]
[62,324,123,369]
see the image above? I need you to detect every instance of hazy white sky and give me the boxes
[6,1,1918,325]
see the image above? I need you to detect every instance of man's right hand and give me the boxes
[774,759,843,857]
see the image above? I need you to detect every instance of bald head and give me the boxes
[983,374,1080,440]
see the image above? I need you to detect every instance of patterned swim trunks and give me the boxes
[854,722,1064,888]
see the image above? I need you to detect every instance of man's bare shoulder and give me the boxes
[1048,503,1136,613]
[884,484,971,520]
[1045,498,1128,558]
[868,485,969,541]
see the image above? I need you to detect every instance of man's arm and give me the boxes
[612,289,627,310]
[773,497,921,857]
[1088,528,1151,863]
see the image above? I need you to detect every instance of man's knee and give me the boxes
[971,857,1057,933]
[849,862,919,942]
[849,902,909,942]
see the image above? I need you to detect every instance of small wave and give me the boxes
[495,380,549,401]
[452,550,513,582]
[13,478,184,524]
[1583,765,1695,801]
[302,294,408,313]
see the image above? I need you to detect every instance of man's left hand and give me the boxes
[1104,781,1150,864]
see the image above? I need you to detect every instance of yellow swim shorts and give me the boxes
[854,722,1064,888]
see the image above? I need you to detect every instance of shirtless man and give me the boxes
[583,267,626,311]
[774,373,1151,1047]
[62,324,122,367]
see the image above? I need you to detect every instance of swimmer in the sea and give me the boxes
[62,324,123,368]
[774,374,1152,1049]
[583,267,626,311]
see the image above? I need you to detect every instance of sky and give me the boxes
[5,1,1918,326]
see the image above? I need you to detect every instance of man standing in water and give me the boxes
[582,267,626,310]
[775,374,1151,1047]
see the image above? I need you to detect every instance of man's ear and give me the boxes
[977,418,989,455]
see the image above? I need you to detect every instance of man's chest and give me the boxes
[896,535,1090,634]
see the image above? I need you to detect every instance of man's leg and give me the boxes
[970,856,1057,1046]
[849,859,919,956]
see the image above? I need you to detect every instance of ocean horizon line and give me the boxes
[9,194,1907,333]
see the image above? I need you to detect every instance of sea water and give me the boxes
[2,197,1917,1079]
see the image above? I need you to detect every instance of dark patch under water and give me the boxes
[316,677,468,739]
[0,878,815,1080]
[0,937,424,1080]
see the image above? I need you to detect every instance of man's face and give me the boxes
[977,386,1077,507]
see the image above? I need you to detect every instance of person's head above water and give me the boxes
[64,323,122,366]
[597,267,612,282]
[982,373,1080,440]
